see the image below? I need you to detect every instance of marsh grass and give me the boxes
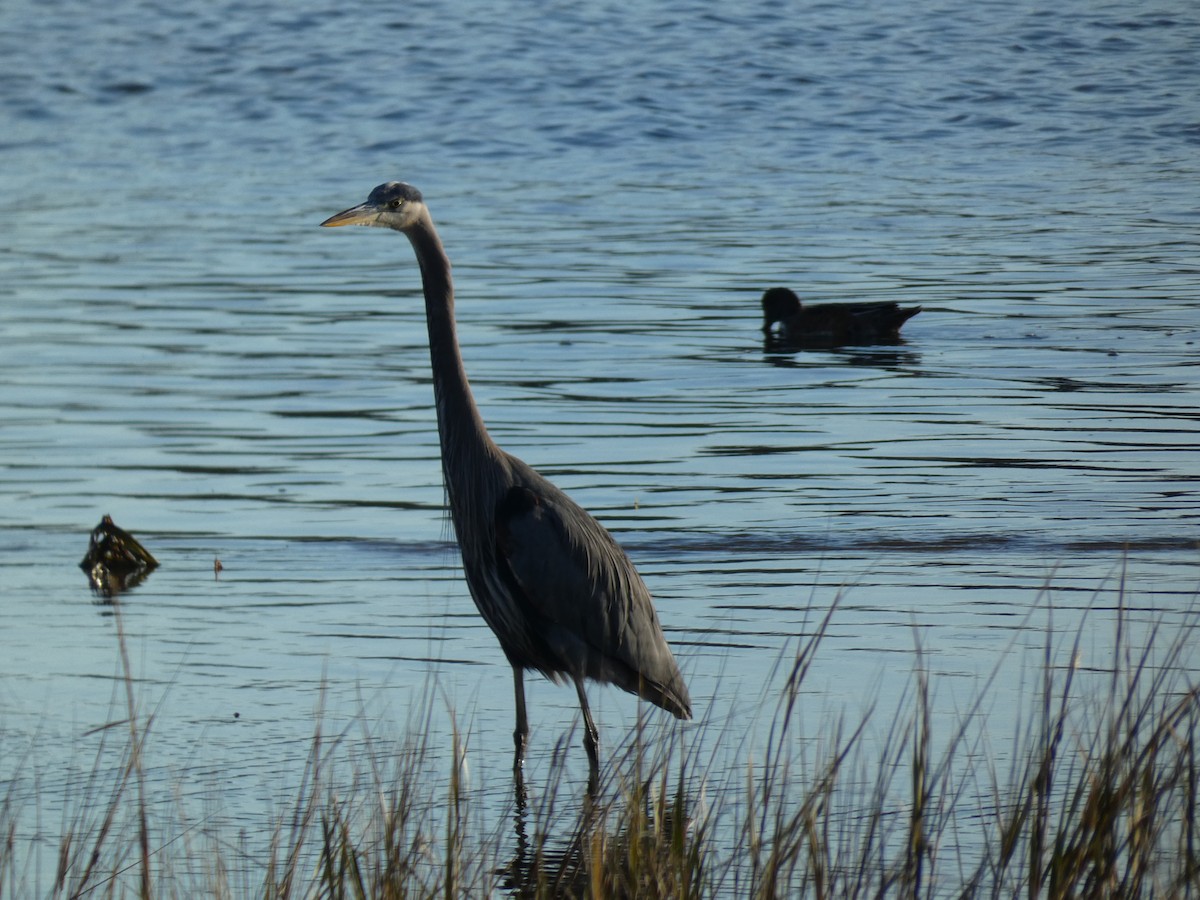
[3,581,1199,898]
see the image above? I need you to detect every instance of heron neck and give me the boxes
[405,217,497,468]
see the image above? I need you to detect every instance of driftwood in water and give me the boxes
[80,514,159,597]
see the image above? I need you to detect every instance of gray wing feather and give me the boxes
[495,483,690,718]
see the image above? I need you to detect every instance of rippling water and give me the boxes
[2,0,1199,889]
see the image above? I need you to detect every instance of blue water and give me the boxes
[2,0,1199,891]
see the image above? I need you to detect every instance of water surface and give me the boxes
[1,0,1199,890]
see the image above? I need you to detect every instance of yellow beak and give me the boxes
[320,202,378,227]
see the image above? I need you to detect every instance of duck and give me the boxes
[761,287,921,348]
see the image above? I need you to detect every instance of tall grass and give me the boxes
[3,583,1199,898]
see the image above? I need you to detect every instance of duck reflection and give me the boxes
[763,342,923,372]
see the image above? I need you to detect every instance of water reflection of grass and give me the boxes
[6,586,1199,897]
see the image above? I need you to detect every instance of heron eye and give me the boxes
[389,198,404,210]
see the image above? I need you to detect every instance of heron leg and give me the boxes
[512,666,529,768]
[574,677,600,787]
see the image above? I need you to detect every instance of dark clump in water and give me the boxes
[79,514,159,599]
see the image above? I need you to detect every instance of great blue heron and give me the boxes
[321,182,692,777]
[761,286,921,348]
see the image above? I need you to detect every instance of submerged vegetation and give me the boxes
[3,582,1199,898]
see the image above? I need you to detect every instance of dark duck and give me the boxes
[761,287,921,348]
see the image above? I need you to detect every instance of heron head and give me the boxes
[321,181,426,230]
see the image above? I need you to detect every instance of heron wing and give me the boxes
[494,482,690,717]
[495,484,634,653]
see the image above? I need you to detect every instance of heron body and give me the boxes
[761,286,921,348]
[321,183,691,773]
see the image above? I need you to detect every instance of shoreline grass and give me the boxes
[3,583,1199,898]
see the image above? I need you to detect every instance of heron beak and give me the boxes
[320,202,380,227]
